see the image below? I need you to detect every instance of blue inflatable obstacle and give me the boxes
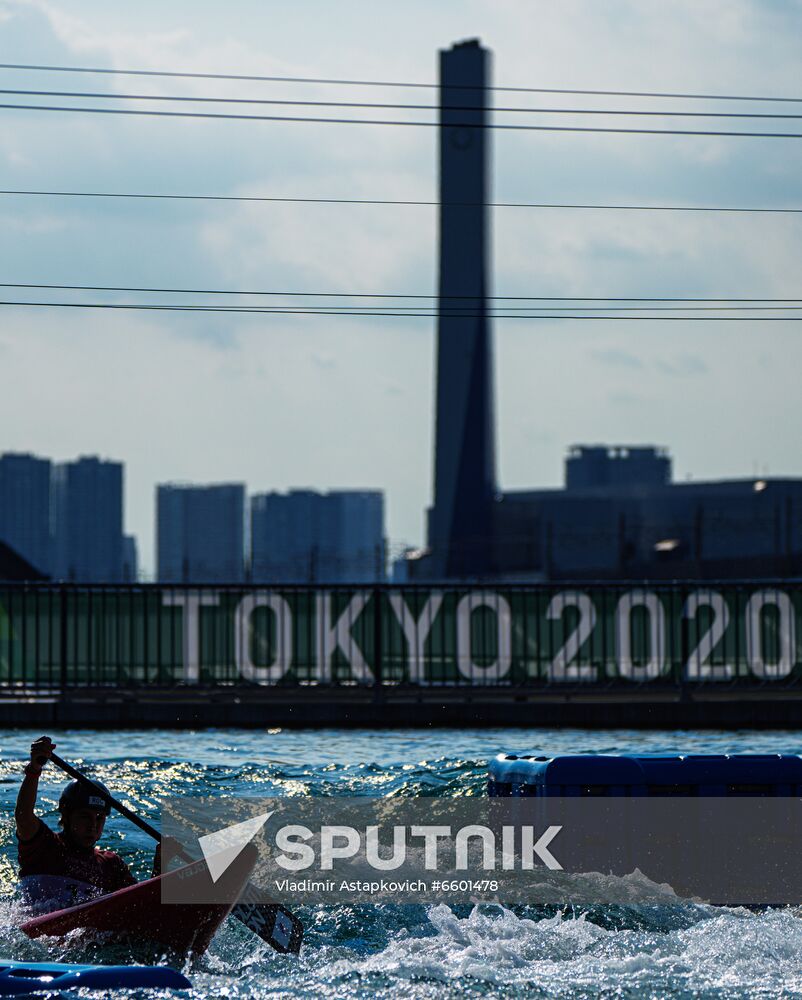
[488,754,802,904]
[488,753,802,797]
[0,960,191,995]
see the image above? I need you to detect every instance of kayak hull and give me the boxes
[0,960,191,996]
[21,845,257,958]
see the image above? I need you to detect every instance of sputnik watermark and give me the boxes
[162,795,802,906]
[273,823,562,871]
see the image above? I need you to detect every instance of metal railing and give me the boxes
[0,581,799,689]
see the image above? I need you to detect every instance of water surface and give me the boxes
[1,728,800,997]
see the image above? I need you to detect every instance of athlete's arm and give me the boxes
[15,736,56,841]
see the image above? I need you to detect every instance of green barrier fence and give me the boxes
[0,583,800,687]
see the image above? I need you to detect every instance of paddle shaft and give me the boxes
[50,752,193,863]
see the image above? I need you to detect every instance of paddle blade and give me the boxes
[231,901,303,954]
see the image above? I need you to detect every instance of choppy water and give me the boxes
[1,728,801,998]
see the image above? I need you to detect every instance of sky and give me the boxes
[1,0,802,574]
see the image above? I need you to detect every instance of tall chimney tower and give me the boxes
[429,39,496,577]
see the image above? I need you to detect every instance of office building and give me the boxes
[565,445,671,491]
[251,489,385,583]
[53,456,124,582]
[122,535,138,583]
[411,444,802,581]
[157,483,245,582]
[0,452,52,576]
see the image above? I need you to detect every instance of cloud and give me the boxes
[608,390,645,405]
[656,354,709,376]
[311,353,336,370]
[591,348,644,369]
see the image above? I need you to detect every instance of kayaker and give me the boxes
[15,735,158,913]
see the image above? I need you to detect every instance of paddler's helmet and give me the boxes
[58,780,112,817]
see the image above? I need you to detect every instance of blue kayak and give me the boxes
[0,959,191,995]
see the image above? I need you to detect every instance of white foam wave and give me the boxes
[325,903,802,995]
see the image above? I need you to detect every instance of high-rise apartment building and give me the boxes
[122,535,138,582]
[156,483,245,582]
[0,452,53,576]
[53,456,124,582]
[251,489,384,583]
[328,491,385,581]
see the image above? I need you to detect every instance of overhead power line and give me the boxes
[2,189,800,214]
[5,101,802,137]
[1,62,801,104]
[4,88,802,119]
[2,300,802,320]
[3,282,802,304]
